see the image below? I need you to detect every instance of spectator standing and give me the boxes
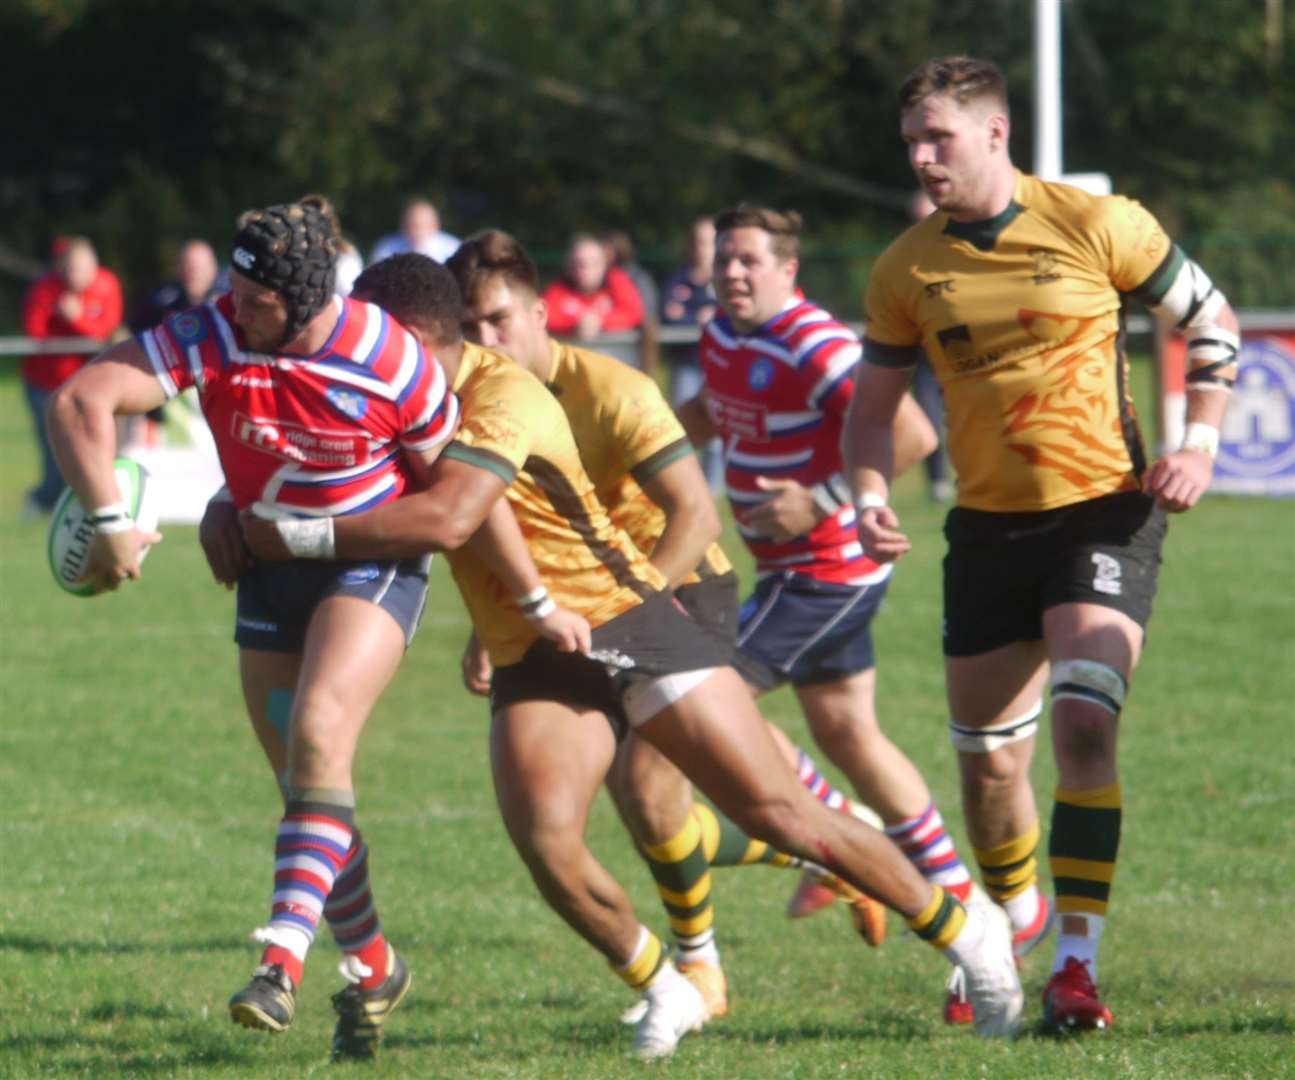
[659,217,722,487]
[21,236,123,513]
[130,239,221,332]
[543,232,644,368]
[604,229,660,378]
[369,196,459,265]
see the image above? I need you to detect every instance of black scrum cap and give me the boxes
[231,197,338,340]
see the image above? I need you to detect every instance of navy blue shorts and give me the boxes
[235,556,432,653]
[733,570,892,691]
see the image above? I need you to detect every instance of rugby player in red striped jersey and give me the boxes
[678,205,985,1023]
[47,197,586,1061]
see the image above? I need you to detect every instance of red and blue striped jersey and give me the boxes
[138,294,458,516]
[700,297,887,585]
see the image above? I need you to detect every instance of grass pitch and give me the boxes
[1,366,1292,1078]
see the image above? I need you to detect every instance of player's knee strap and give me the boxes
[949,700,1042,753]
[1050,659,1127,716]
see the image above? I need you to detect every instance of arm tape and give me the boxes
[809,473,852,518]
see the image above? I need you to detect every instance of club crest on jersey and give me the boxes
[327,385,368,421]
[748,356,775,391]
[232,247,257,270]
[169,311,206,345]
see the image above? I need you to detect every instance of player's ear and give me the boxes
[535,296,549,330]
[988,113,1009,151]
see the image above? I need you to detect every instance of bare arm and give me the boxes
[891,391,939,479]
[637,453,722,587]
[841,360,915,563]
[46,339,167,590]
[239,452,505,562]
[675,393,718,445]
[336,454,507,558]
[47,338,168,514]
[1143,300,1239,512]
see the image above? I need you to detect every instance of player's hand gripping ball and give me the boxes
[47,458,159,597]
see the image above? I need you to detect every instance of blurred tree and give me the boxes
[1,0,1290,331]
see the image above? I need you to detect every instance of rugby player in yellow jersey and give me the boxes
[446,230,892,1025]
[242,253,1026,1057]
[844,56,1240,1033]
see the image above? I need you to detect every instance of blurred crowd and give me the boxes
[17,194,949,515]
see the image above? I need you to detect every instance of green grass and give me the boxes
[1,364,1293,1078]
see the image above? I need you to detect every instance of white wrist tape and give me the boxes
[524,597,557,620]
[1180,422,1220,458]
[854,491,887,513]
[90,501,134,535]
[517,586,556,621]
[273,517,336,559]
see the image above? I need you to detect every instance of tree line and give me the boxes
[3,0,1291,330]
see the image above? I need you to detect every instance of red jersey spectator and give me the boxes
[21,236,123,512]
[542,234,644,365]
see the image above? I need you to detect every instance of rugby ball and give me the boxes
[47,457,159,597]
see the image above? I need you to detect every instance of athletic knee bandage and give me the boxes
[949,700,1042,753]
[622,668,718,728]
[1050,659,1127,716]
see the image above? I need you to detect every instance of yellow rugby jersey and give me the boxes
[865,172,1173,512]
[545,339,733,584]
[441,342,665,665]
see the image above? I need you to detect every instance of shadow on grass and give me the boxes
[0,1029,257,1073]
[388,1009,930,1057]
[1029,1012,1295,1039]
[0,931,245,955]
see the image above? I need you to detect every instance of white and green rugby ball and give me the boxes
[47,457,159,597]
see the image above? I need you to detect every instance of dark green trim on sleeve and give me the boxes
[864,338,921,369]
[441,440,518,485]
[629,438,694,486]
[1127,245,1185,306]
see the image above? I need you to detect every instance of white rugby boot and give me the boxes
[631,961,707,1060]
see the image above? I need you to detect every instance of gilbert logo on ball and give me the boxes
[47,458,159,597]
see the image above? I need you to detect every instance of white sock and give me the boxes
[1004,885,1042,932]
[676,937,721,966]
[1053,913,1105,980]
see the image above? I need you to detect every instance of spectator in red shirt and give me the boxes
[21,236,123,512]
[542,233,644,367]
